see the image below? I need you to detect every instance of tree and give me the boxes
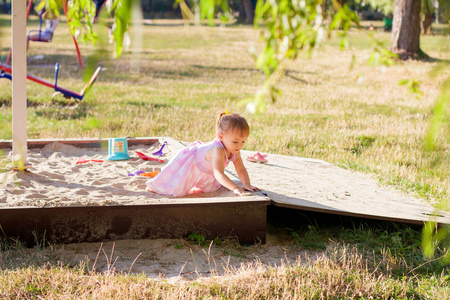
[436,0,450,24]
[421,0,433,34]
[390,0,423,60]
[238,0,255,24]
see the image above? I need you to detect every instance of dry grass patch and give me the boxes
[0,243,449,299]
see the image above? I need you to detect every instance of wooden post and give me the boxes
[12,0,27,165]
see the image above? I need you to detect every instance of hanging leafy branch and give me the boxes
[175,0,233,25]
[422,221,450,265]
[244,0,400,113]
[36,0,96,44]
[36,0,62,19]
[63,0,98,45]
[425,73,449,159]
[37,0,137,57]
[107,0,135,57]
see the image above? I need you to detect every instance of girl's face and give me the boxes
[219,129,248,155]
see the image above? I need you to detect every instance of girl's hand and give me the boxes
[233,188,253,197]
[243,184,260,192]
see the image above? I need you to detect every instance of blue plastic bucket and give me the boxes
[107,138,131,160]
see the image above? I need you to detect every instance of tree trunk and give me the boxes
[321,0,327,19]
[239,0,254,24]
[391,0,423,60]
[421,0,433,34]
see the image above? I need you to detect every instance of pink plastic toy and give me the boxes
[246,152,268,163]
[76,158,104,165]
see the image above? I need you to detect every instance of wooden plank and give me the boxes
[11,0,28,164]
[0,202,268,246]
[0,137,163,149]
[232,151,450,225]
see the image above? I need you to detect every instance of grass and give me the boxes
[0,229,449,299]
[1,15,450,298]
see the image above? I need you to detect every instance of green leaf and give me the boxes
[425,76,450,151]
[422,221,436,258]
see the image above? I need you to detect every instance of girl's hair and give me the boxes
[216,112,250,137]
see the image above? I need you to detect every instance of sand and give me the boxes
[0,140,240,208]
[49,233,320,282]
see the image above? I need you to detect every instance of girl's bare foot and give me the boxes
[189,187,203,195]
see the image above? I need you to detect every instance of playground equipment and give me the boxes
[26,10,57,46]
[6,0,83,69]
[0,62,101,101]
[1,1,101,101]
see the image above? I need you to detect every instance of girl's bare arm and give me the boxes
[211,147,249,196]
[233,153,259,191]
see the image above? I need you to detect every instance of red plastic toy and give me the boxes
[135,151,165,163]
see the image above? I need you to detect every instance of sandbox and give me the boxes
[0,137,270,246]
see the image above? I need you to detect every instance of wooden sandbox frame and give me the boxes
[0,137,270,246]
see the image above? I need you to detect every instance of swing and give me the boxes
[27,10,55,45]
[1,1,101,100]
[6,0,83,69]
[0,62,101,102]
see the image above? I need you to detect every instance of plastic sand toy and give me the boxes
[107,138,131,161]
[76,158,104,164]
[140,171,160,177]
[152,141,167,157]
[128,170,145,176]
[246,152,268,163]
[135,151,165,163]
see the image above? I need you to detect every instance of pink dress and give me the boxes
[146,139,237,197]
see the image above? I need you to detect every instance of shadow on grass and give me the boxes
[126,101,172,109]
[266,206,450,276]
[268,205,423,232]
[192,64,315,76]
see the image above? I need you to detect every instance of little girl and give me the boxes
[146,112,259,197]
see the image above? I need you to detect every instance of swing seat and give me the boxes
[0,62,101,102]
[52,63,102,101]
[27,29,53,43]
